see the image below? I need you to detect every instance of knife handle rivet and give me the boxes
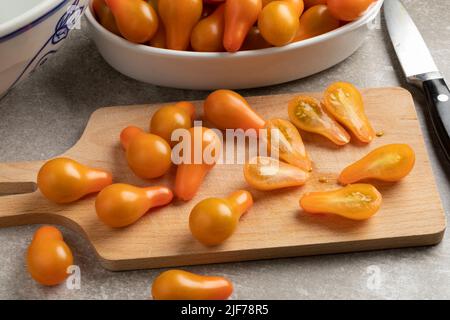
[437,94,449,102]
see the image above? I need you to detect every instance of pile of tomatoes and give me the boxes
[93,0,378,52]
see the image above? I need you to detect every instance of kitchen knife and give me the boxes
[384,0,450,162]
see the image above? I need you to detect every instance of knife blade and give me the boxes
[384,0,450,162]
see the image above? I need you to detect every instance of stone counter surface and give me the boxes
[0,0,449,299]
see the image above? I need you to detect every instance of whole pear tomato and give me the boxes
[174,127,222,201]
[159,0,203,50]
[223,0,262,52]
[120,126,172,179]
[191,4,225,52]
[258,1,299,46]
[37,158,112,204]
[150,101,196,146]
[106,0,159,43]
[93,0,120,35]
[328,0,376,22]
[304,0,327,8]
[189,190,253,246]
[294,5,340,42]
[241,26,272,50]
[148,0,159,11]
[262,0,304,16]
[96,184,173,228]
[152,270,233,300]
[203,0,226,4]
[149,23,166,48]
[204,90,265,131]
[27,226,73,286]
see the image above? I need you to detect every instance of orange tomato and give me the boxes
[152,270,233,300]
[159,0,203,50]
[258,1,300,46]
[120,126,172,179]
[106,0,158,43]
[328,0,375,22]
[300,184,382,220]
[204,90,265,131]
[203,0,226,4]
[294,4,340,42]
[148,23,166,48]
[244,156,309,190]
[93,0,120,35]
[148,0,159,11]
[174,127,222,201]
[191,4,225,52]
[27,226,73,286]
[223,0,262,52]
[262,0,304,16]
[339,144,416,184]
[323,82,375,143]
[202,3,219,18]
[241,26,272,50]
[189,190,253,246]
[37,158,112,204]
[150,101,196,146]
[288,95,350,146]
[93,0,105,14]
[264,118,312,171]
[304,0,327,8]
[95,184,173,228]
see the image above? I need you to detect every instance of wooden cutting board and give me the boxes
[0,87,446,271]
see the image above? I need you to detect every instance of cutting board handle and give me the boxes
[0,193,47,227]
[0,161,44,196]
[0,161,94,230]
[0,190,79,228]
[0,161,60,228]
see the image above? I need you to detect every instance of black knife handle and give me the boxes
[423,78,450,162]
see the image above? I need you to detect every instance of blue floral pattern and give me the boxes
[8,0,85,91]
[52,0,84,45]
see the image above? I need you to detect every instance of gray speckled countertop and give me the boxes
[1,0,449,300]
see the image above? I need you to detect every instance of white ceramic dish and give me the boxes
[0,0,87,97]
[86,0,384,90]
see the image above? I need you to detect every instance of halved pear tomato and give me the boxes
[264,118,312,171]
[323,82,375,144]
[339,144,416,184]
[288,95,350,146]
[300,184,382,220]
[244,156,309,191]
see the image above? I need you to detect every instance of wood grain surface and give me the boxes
[0,87,446,271]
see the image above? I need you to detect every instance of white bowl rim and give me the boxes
[0,0,69,40]
[86,0,384,59]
